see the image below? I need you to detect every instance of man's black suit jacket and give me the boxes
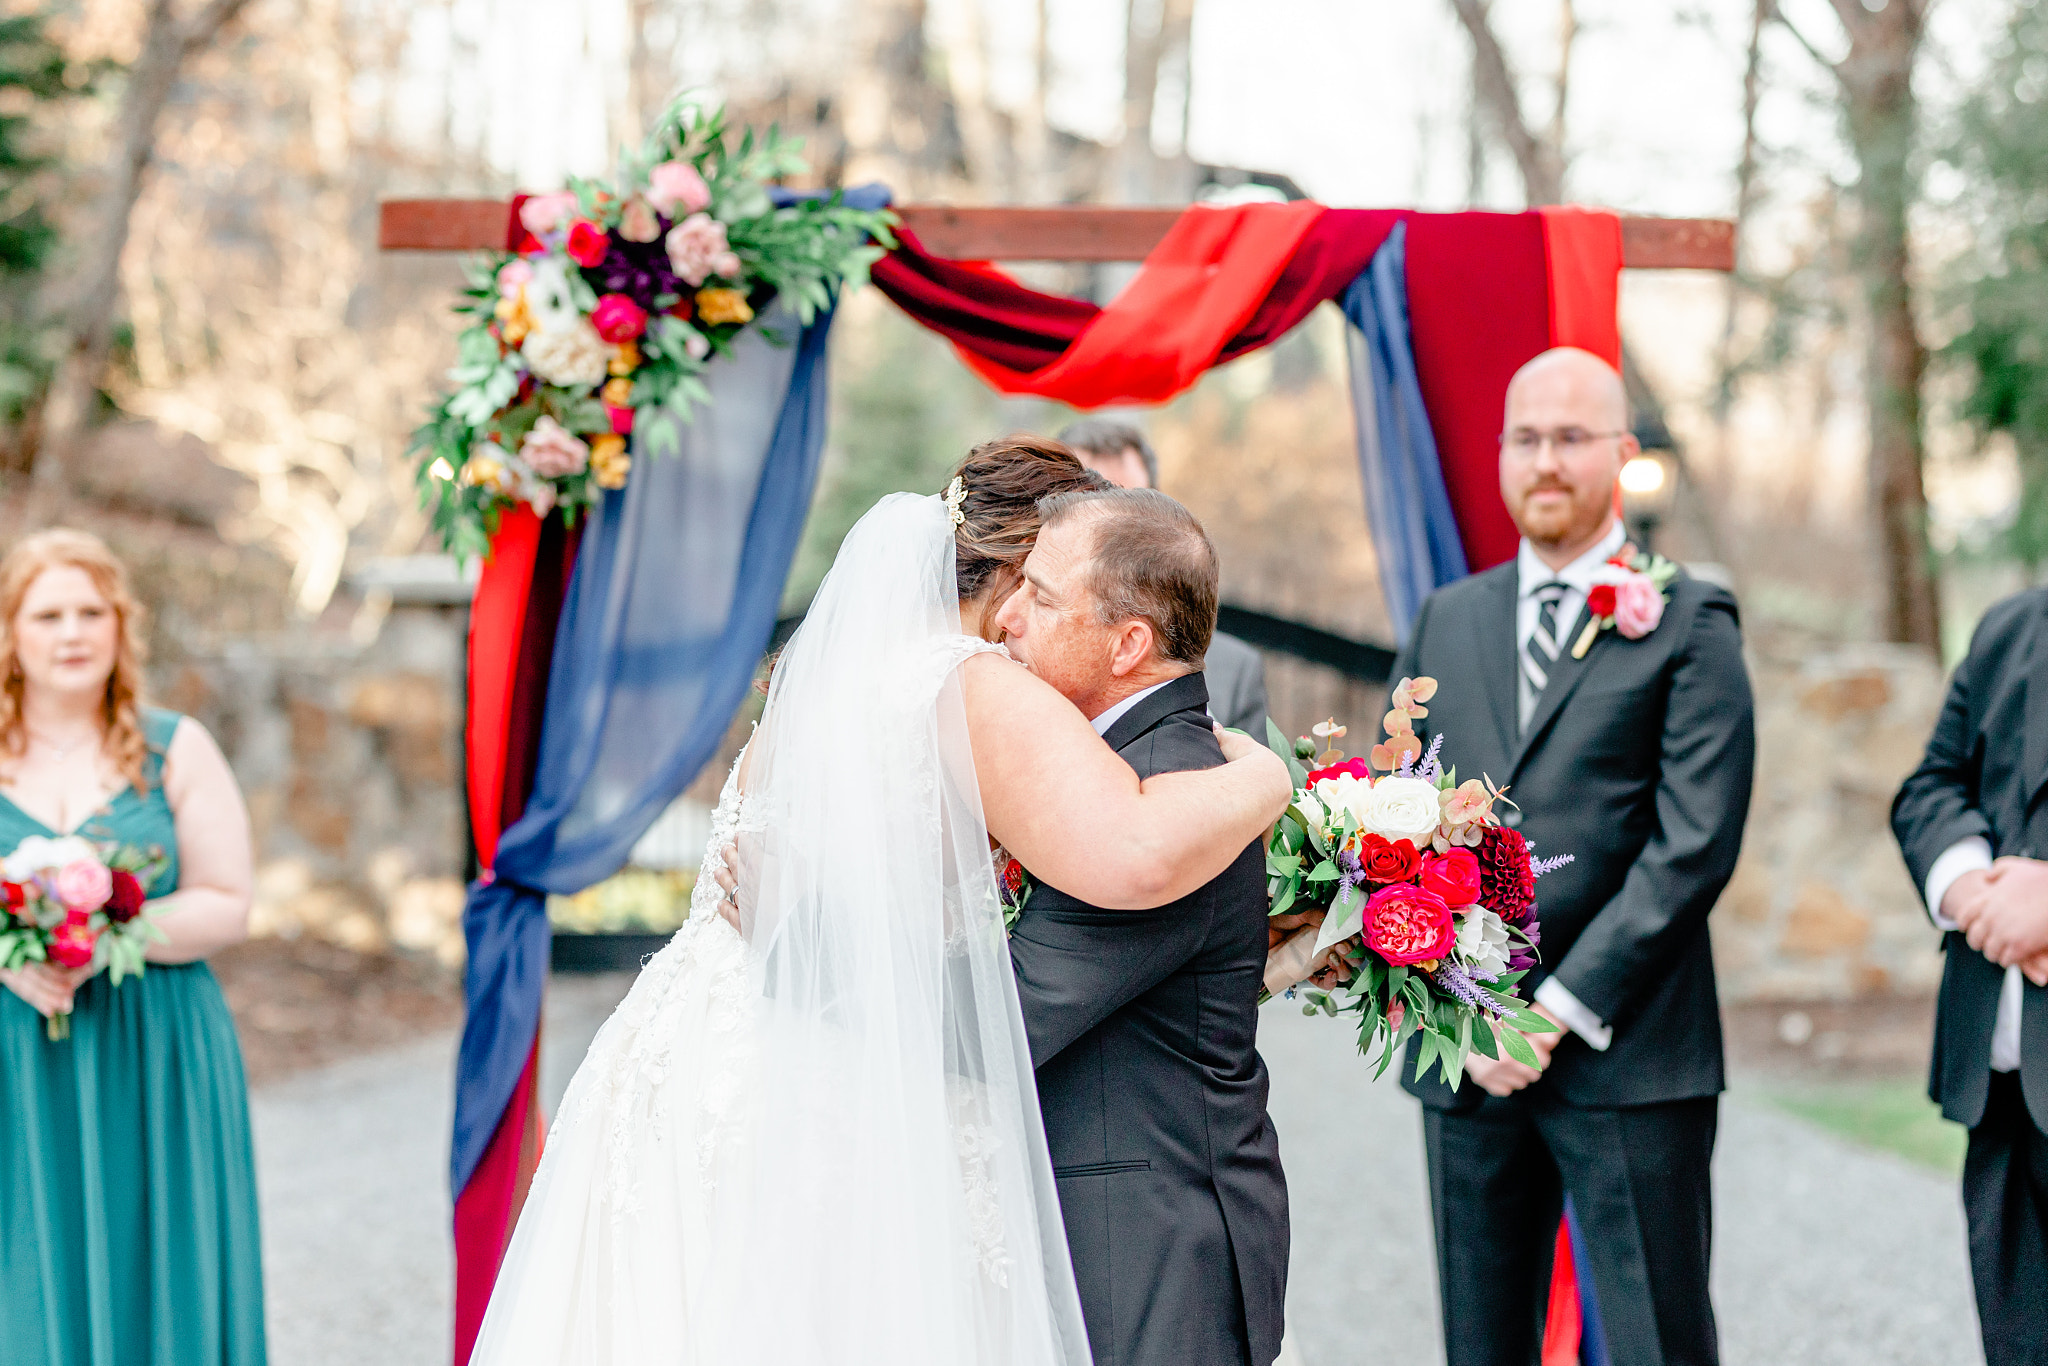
[1008,671,1287,1366]
[1891,586,2048,1133]
[1390,561,1756,1109]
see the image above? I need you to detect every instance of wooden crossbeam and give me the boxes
[377,199,1736,271]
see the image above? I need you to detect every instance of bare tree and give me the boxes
[31,0,254,496]
[1764,0,1938,651]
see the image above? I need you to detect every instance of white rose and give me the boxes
[1455,907,1511,982]
[1289,789,1328,835]
[521,319,612,389]
[1357,775,1441,846]
[1312,773,1373,828]
[5,834,96,881]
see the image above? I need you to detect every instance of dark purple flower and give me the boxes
[592,230,682,309]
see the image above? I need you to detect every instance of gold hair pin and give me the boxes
[943,475,967,527]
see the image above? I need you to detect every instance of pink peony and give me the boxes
[664,213,741,287]
[55,858,111,913]
[591,293,648,343]
[1612,573,1665,639]
[1363,883,1455,967]
[645,160,711,217]
[518,192,578,236]
[517,418,590,478]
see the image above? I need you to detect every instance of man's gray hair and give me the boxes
[1056,418,1159,490]
[1037,487,1217,667]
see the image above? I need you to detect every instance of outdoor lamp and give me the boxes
[1621,423,1677,553]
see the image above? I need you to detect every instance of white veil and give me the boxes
[698,491,1091,1365]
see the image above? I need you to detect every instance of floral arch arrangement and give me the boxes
[412,98,895,560]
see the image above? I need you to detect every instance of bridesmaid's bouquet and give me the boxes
[1264,677,1568,1086]
[0,834,167,1039]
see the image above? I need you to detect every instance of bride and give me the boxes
[469,435,1292,1366]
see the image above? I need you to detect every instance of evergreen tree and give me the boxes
[0,12,71,427]
[1944,0,2048,572]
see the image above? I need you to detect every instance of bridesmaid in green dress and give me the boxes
[0,529,264,1366]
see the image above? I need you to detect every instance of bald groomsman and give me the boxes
[1389,348,1755,1366]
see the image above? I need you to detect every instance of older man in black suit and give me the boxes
[994,486,1288,1366]
[1388,347,1755,1366]
[1892,589,2048,1366]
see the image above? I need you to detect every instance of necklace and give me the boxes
[27,729,98,760]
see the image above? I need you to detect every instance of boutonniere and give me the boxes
[1571,545,1678,658]
[999,855,1033,933]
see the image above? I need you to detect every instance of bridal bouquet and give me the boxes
[1264,677,1568,1085]
[412,95,896,561]
[0,834,167,1040]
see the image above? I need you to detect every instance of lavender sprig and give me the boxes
[1433,961,1508,1020]
[1334,848,1365,901]
[1414,733,1445,784]
[1531,852,1575,878]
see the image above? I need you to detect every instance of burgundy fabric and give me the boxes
[1401,213,1553,571]
[497,517,581,836]
[869,227,1095,373]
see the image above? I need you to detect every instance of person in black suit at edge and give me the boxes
[1891,588,2048,1366]
[993,486,1288,1366]
[1388,347,1755,1365]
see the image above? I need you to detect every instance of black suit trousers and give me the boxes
[1967,1072,2048,1366]
[1423,1091,1719,1366]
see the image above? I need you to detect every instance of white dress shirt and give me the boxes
[1515,520,1629,1052]
[1925,835,2023,1073]
[1090,680,1175,737]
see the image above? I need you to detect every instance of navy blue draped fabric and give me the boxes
[1340,221,1469,639]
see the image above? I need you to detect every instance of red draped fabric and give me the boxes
[454,508,580,1365]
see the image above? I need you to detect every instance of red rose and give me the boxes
[1,880,26,919]
[1363,884,1455,967]
[1586,584,1617,619]
[1305,756,1372,787]
[605,404,634,435]
[1420,847,1482,907]
[105,869,146,924]
[590,293,648,343]
[46,917,99,968]
[1356,833,1422,885]
[1478,825,1535,926]
[1002,859,1026,896]
[565,219,610,268]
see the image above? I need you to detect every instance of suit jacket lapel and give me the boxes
[1473,566,1519,761]
[1509,599,1598,782]
[2025,597,2048,810]
[1101,672,1210,753]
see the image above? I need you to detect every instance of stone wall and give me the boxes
[1710,640,1948,1002]
[154,595,472,967]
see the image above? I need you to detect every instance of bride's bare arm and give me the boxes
[959,652,1290,910]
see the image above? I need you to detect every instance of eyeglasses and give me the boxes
[1499,428,1627,456]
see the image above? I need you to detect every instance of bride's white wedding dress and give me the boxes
[469,493,1091,1366]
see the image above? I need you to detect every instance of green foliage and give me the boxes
[0,14,85,425]
[1939,0,2048,569]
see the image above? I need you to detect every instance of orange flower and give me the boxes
[589,434,631,490]
[695,287,754,326]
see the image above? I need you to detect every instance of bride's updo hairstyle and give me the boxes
[0,529,152,793]
[947,433,1109,639]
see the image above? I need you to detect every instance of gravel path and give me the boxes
[251,975,1981,1365]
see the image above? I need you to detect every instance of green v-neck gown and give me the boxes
[0,708,266,1366]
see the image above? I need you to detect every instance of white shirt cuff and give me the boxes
[1535,977,1612,1052]
[1925,836,1994,932]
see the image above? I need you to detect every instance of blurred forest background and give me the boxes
[0,0,2042,1022]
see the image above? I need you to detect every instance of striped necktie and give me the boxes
[1520,581,1569,732]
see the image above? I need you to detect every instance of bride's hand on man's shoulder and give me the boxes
[1213,724,1291,805]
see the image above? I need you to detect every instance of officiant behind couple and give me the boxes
[469,435,1296,1366]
